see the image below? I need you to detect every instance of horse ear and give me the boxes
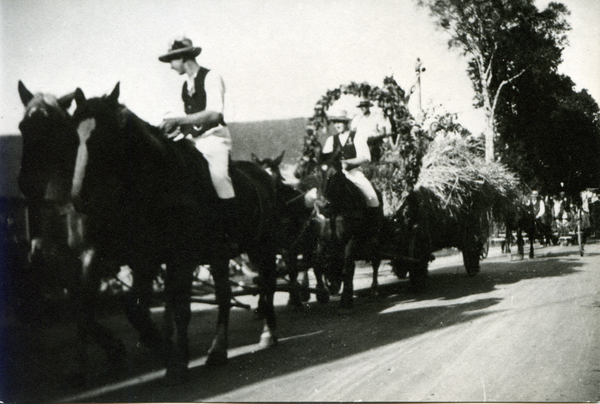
[108,82,120,104]
[18,81,34,106]
[74,88,86,107]
[250,153,260,164]
[274,150,285,166]
[58,92,75,111]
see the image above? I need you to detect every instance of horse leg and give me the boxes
[312,246,331,304]
[73,249,126,384]
[529,236,535,258]
[247,249,278,348]
[162,260,195,383]
[284,248,304,310]
[517,230,525,257]
[339,238,356,310]
[206,258,231,367]
[125,264,165,356]
[369,257,381,299]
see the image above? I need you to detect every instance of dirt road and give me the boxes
[3,241,599,402]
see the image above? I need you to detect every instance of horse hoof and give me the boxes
[466,267,480,277]
[259,333,278,348]
[300,288,311,302]
[287,300,306,312]
[316,288,330,304]
[205,350,228,367]
[367,288,380,300]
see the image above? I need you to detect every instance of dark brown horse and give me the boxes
[295,146,384,309]
[251,151,323,307]
[503,201,537,259]
[70,83,279,383]
[17,81,129,382]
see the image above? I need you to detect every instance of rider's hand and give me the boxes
[159,118,180,134]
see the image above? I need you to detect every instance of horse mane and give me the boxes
[115,105,168,151]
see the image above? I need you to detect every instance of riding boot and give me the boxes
[366,205,383,231]
[220,198,240,255]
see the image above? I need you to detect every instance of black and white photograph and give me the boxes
[1,0,599,402]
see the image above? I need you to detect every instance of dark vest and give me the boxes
[332,132,357,159]
[532,199,542,216]
[180,67,210,136]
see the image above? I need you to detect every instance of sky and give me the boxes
[1,0,599,136]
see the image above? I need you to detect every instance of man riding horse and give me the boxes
[322,110,382,219]
[158,36,239,250]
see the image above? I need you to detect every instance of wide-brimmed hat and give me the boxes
[328,110,351,122]
[357,99,373,108]
[158,37,202,62]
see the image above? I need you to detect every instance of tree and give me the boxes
[496,69,600,196]
[418,0,570,162]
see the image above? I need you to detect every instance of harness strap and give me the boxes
[289,210,317,250]
[285,190,308,206]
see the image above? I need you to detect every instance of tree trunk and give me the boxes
[484,115,495,163]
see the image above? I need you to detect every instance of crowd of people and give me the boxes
[525,188,598,245]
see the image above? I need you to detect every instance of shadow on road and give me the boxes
[2,248,588,403]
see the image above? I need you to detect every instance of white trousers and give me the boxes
[191,126,235,199]
[343,168,380,207]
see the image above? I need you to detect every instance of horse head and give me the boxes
[17,81,77,202]
[71,82,209,219]
[71,82,137,213]
[251,150,285,183]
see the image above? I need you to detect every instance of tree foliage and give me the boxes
[418,0,571,161]
[496,70,600,197]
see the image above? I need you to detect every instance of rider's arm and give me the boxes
[537,200,546,218]
[159,71,226,133]
[322,136,335,154]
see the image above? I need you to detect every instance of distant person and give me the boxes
[529,190,546,222]
[350,99,391,161]
[322,110,380,213]
[157,36,238,249]
[552,191,571,238]
[527,190,553,245]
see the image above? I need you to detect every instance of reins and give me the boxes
[284,189,308,206]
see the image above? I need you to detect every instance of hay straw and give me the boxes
[371,134,521,237]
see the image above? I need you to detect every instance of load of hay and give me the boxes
[368,130,521,242]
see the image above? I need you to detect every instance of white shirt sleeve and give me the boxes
[537,200,546,218]
[352,130,371,162]
[204,70,226,117]
[350,115,360,132]
[322,135,334,154]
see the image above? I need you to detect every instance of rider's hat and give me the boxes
[328,110,351,123]
[159,37,202,62]
[357,99,373,108]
